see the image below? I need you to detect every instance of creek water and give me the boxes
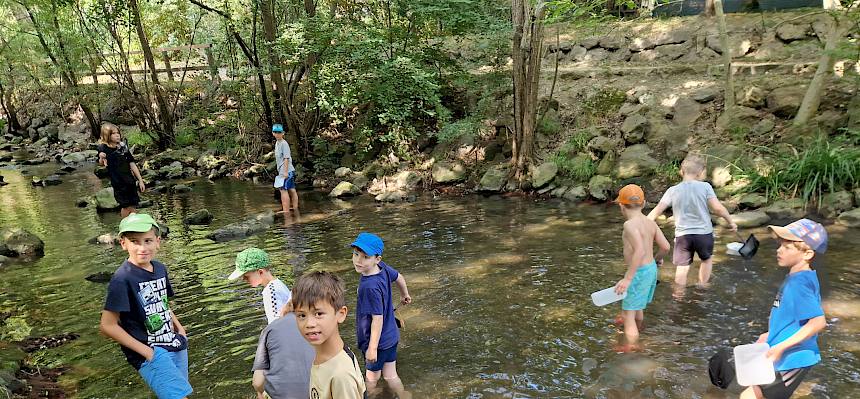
[1,163,858,399]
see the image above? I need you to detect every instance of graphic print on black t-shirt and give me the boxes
[136,277,182,347]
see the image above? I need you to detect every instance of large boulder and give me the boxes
[775,23,809,42]
[703,145,741,188]
[621,115,649,144]
[836,208,860,227]
[196,153,226,171]
[654,43,689,60]
[767,86,807,118]
[392,171,422,191]
[564,186,588,201]
[184,209,214,225]
[691,87,721,103]
[432,162,466,184]
[530,162,558,189]
[615,144,659,179]
[716,106,762,133]
[329,181,361,198]
[588,175,614,201]
[334,167,353,178]
[477,165,508,192]
[94,187,120,210]
[739,193,768,209]
[588,136,622,155]
[670,97,702,127]
[820,191,854,218]
[722,211,771,228]
[0,228,45,257]
[764,199,807,221]
[205,212,275,242]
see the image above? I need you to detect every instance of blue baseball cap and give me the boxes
[768,218,828,253]
[351,232,384,256]
[271,124,284,133]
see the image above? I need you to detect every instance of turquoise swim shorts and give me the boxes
[621,261,658,311]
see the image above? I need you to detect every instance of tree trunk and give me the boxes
[714,0,734,120]
[793,17,850,127]
[0,78,22,134]
[129,0,175,149]
[259,0,290,129]
[511,0,546,187]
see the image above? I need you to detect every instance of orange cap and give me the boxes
[615,184,645,205]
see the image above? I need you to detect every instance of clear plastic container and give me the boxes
[591,286,627,306]
[727,242,743,256]
[734,343,776,386]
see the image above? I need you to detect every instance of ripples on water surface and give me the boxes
[0,165,857,398]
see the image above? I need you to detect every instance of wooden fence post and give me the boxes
[162,50,174,82]
[204,46,219,82]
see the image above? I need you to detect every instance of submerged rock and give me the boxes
[205,212,275,242]
[88,234,119,245]
[85,271,114,283]
[588,175,614,201]
[820,191,853,218]
[0,228,45,257]
[184,209,214,225]
[764,199,807,221]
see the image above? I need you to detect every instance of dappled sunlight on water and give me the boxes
[1,164,858,398]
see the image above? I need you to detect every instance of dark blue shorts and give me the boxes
[279,171,296,190]
[365,344,398,372]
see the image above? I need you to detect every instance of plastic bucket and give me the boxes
[727,242,743,256]
[591,286,627,306]
[734,343,776,386]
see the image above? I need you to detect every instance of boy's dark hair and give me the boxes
[291,271,346,311]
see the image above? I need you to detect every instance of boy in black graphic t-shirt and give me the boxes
[100,213,192,399]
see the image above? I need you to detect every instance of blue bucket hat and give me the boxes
[271,124,284,133]
[351,232,384,256]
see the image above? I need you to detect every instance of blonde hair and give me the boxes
[681,153,706,176]
[100,122,120,144]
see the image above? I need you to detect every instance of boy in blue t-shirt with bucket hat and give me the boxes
[272,123,298,214]
[350,232,412,398]
[741,219,828,399]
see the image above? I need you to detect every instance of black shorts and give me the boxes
[673,233,714,266]
[113,183,140,208]
[761,367,811,399]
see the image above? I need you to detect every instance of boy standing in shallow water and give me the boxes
[273,124,299,214]
[351,233,412,398]
[741,219,827,399]
[99,213,192,399]
[614,185,671,351]
[292,271,366,399]
[648,154,736,287]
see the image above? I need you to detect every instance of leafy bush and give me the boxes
[740,134,860,205]
[555,152,596,182]
[437,117,482,144]
[0,315,32,341]
[559,129,593,155]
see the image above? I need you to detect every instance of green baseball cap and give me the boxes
[229,247,270,280]
[118,213,160,236]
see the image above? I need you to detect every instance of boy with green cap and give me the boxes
[229,247,292,324]
[100,213,192,399]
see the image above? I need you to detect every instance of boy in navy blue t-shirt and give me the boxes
[741,219,828,399]
[100,213,192,399]
[350,232,412,397]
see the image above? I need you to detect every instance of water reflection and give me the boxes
[0,165,857,398]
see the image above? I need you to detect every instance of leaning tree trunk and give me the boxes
[129,0,175,149]
[793,16,851,127]
[511,0,546,187]
[714,0,734,120]
[259,0,289,127]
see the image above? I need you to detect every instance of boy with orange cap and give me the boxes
[613,184,671,351]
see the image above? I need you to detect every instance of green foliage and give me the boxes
[555,152,596,182]
[0,315,32,342]
[126,129,155,148]
[740,134,860,205]
[538,113,562,136]
[438,117,482,144]
[656,159,681,180]
[558,128,592,155]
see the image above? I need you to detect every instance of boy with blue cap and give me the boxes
[100,213,192,399]
[272,124,298,214]
[741,219,828,399]
[351,232,412,398]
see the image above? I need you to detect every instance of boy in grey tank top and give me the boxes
[648,154,736,288]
